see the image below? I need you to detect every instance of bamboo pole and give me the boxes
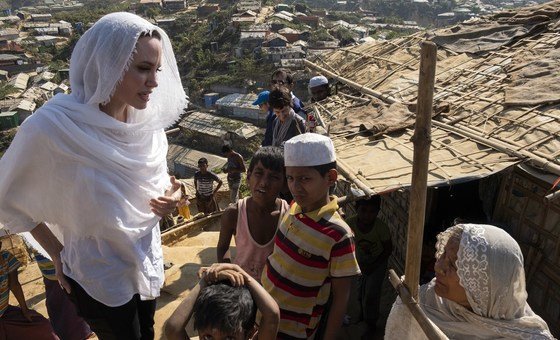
[336,158,376,197]
[404,41,437,300]
[434,120,560,177]
[388,270,448,340]
[161,212,223,245]
[545,189,560,202]
[165,127,181,135]
[303,59,398,104]
[161,196,364,245]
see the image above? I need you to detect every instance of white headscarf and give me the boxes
[385,224,553,340]
[0,12,187,241]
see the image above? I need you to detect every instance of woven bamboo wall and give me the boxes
[493,168,560,337]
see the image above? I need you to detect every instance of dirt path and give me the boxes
[17,217,395,339]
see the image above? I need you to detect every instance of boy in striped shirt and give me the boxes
[261,133,361,339]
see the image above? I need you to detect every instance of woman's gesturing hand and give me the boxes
[150,176,182,217]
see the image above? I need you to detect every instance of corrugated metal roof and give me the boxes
[40,81,58,91]
[167,143,228,180]
[215,93,258,109]
[0,54,20,61]
[179,111,259,139]
[11,73,29,90]
[16,99,36,112]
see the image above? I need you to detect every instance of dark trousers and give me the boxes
[66,276,156,340]
[359,261,388,329]
[44,277,92,340]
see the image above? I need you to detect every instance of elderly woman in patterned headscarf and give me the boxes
[385,224,553,340]
[0,12,187,339]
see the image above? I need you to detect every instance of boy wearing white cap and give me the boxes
[261,133,360,340]
[308,75,330,102]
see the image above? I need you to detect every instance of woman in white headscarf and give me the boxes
[0,12,187,339]
[385,224,554,340]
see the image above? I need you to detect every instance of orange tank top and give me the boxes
[233,197,288,281]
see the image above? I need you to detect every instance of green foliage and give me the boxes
[0,127,17,158]
[53,33,80,62]
[382,16,404,25]
[144,6,162,20]
[308,28,335,43]
[0,82,17,100]
[238,177,250,199]
[330,27,357,45]
[48,59,68,83]
[171,10,271,100]
[216,117,243,131]
[327,11,362,24]
[52,1,129,24]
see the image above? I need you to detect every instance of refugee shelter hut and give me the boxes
[305,1,560,336]
[167,143,227,178]
[215,93,266,127]
[178,111,261,158]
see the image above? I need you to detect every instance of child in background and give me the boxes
[217,146,289,281]
[0,242,59,339]
[22,232,93,340]
[165,263,279,340]
[253,90,270,114]
[348,196,392,338]
[177,183,191,221]
[261,133,361,340]
[194,157,223,214]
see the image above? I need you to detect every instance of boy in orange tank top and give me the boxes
[217,147,289,281]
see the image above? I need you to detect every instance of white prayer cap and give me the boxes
[285,133,336,167]
[308,75,328,89]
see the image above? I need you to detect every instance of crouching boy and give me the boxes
[261,133,361,339]
[165,263,279,340]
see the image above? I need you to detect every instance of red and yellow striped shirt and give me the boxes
[0,250,20,317]
[262,197,360,339]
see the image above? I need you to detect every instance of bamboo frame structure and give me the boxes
[303,6,560,337]
[305,28,560,188]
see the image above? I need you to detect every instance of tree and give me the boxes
[0,82,18,100]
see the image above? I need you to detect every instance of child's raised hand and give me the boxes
[198,263,247,287]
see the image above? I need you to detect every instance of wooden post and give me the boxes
[404,41,437,300]
[389,270,448,340]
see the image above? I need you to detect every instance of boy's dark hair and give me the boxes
[198,157,208,165]
[248,146,284,174]
[310,161,337,177]
[221,145,232,154]
[271,68,294,85]
[193,282,257,336]
[356,195,381,210]
[268,86,292,110]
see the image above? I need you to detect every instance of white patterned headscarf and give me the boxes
[386,224,553,340]
[0,12,187,240]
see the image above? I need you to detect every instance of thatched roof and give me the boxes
[306,0,560,195]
